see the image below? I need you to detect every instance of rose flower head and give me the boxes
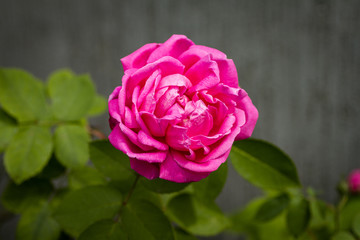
[108,35,258,183]
[348,169,360,194]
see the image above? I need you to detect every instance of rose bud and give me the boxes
[348,169,360,194]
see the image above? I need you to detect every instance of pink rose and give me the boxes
[348,169,360,193]
[108,35,258,183]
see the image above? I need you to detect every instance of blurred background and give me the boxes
[1,0,359,239]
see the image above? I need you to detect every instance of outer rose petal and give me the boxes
[121,43,160,71]
[236,94,259,140]
[130,158,159,180]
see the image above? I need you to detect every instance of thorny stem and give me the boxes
[114,174,141,222]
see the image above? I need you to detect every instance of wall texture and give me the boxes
[1,0,360,239]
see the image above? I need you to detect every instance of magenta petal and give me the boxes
[191,45,227,59]
[178,47,209,71]
[109,124,167,163]
[172,149,229,173]
[235,95,259,140]
[147,35,194,63]
[141,112,174,137]
[108,99,121,123]
[109,86,121,101]
[215,59,239,88]
[157,74,192,94]
[159,151,210,183]
[121,43,160,71]
[165,125,191,151]
[138,130,168,151]
[130,158,159,180]
[185,55,220,94]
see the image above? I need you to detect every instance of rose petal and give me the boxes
[235,94,259,140]
[215,58,238,88]
[130,158,159,180]
[147,35,194,63]
[157,74,192,94]
[141,112,177,137]
[137,130,168,151]
[121,43,160,71]
[109,124,167,163]
[109,86,121,101]
[191,45,227,59]
[165,124,191,151]
[178,47,209,71]
[159,151,210,183]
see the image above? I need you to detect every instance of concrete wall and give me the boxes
[1,0,360,239]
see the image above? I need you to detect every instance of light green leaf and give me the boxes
[122,200,175,240]
[16,202,60,240]
[4,126,53,183]
[1,178,53,213]
[0,108,17,152]
[230,139,300,190]
[254,193,290,222]
[88,95,107,116]
[78,220,127,240]
[352,213,360,238]
[90,140,135,182]
[286,197,310,237]
[166,193,230,236]
[0,68,48,122]
[47,69,96,120]
[191,162,227,201]
[53,186,122,237]
[68,166,107,190]
[54,124,89,168]
[331,231,356,240]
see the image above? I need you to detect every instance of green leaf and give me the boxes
[230,139,300,190]
[174,228,198,240]
[88,95,107,116]
[4,126,53,183]
[68,166,107,190]
[54,124,89,169]
[1,178,53,213]
[286,197,310,237]
[48,69,96,120]
[352,213,360,238]
[331,231,356,240]
[0,68,48,122]
[0,108,17,152]
[78,220,127,240]
[122,200,175,240]
[254,193,290,222]
[340,196,360,230]
[191,162,227,201]
[141,178,190,194]
[90,140,135,182]
[53,186,122,237]
[16,202,60,240]
[166,193,230,236]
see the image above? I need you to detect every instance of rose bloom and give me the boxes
[348,169,360,193]
[108,35,258,183]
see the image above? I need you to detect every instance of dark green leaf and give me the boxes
[331,231,356,240]
[1,178,53,213]
[53,186,122,237]
[122,200,174,240]
[254,193,290,222]
[286,197,310,237]
[352,213,360,238]
[340,196,360,230]
[90,140,135,182]
[0,108,17,152]
[191,162,227,201]
[16,202,60,240]
[0,68,48,122]
[68,166,107,190]
[37,155,66,179]
[141,178,190,194]
[47,69,96,120]
[174,228,198,240]
[54,124,89,168]
[230,139,300,190]
[4,126,53,183]
[88,95,107,116]
[78,220,127,240]
[166,193,230,236]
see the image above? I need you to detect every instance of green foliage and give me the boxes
[53,186,123,237]
[230,139,300,190]
[54,124,90,168]
[1,67,359,240]
[4,126,53,183]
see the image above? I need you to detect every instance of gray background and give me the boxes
[1,0,360,239]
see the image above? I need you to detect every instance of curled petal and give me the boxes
[236,94,259,140]
[137,130,169,151]
[159,151,210,183]
[130,158,159,180]
[215,58,239,88]
[121,43,160,71]
[147,35,194,63]
[191,45,227,59]
[109,86,121,101]
[178,47,209,71]
[157,74,192,94]
[166,125,191,151]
